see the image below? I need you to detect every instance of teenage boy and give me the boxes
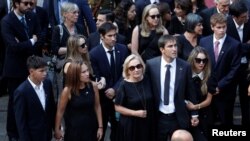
[199,13,241,126]
[14,55,56,141]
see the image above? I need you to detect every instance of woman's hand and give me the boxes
[97,127,103,141]
[54,128,63,141]
[186,101,196,110]
[133,110,147,118]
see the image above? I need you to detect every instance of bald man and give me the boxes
[171,129,193,141]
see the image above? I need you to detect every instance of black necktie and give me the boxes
[164,65,171,105]
[108,50,116,82]
[20,16,29,37]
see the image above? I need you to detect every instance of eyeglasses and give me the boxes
[70,11,80,14]
[128,64,143,71]
[195,58,208,64]
[20,1,34,6]
[80,43,86,48]
[149,14,161,19]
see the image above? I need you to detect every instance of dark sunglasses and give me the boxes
[80,43,86,48]
[128,64,143,71]
[195,58,208,64]
[21,1,34,6]
[149,14,161,19]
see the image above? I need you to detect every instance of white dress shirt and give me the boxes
[28,77,46,110]
[159,57,176,114]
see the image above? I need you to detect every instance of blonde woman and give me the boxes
[131,4,168,61]
[115,54,155,141]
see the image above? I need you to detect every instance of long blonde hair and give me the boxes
[140,4,165,37]
[188,47,211,95]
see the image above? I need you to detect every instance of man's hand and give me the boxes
[105,88,115,99]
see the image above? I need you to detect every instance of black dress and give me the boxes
[138,27,163,61]
[177,34,201,61]
[64,83,98,141]
[115,77,155,141]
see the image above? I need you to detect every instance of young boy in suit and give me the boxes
[14,55,56,141]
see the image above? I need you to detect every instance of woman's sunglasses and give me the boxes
[80,43,86,48]
[195,58,208,64]
[128,64,143,71]
[149,14,161,19]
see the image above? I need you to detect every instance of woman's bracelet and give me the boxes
[98,127,103,129]
[198,104,201,110]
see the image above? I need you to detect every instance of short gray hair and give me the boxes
[61,2,79,21]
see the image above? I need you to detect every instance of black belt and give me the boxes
[159,111,176,117]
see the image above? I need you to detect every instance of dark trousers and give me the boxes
[237,64,250,126]
[6,77,26,139]
[100,100,117,141]
[157,112,180,141]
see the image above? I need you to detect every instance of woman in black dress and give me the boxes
[186,47,213,141]
[54,62,103,141]
[115,54,155,141]
[131,4,168,61]
[177,13,203,60]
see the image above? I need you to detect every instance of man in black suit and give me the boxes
[87,9,126,51]
[1,0,44,140]
[146,35,199,141]
[0,0,9,97]
[14,55,56,141]
[200,0,230,36]
[199,13,241,125]
[227,1,250,126]
[90,22,129,141]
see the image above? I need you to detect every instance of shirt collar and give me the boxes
[213,34,226,44]
[14,10,25,20]
[28,77,43,90]
[103,44,115,52]
[233,18,244,30]
[161,56,176,68]
[192,71,204,80]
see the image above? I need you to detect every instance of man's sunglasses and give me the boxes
[195,58,208,64]
[21,1,34,6]
[128,64,143,71]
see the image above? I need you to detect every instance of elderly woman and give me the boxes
[115,54,155,141]
[51,2,87,71]
[177,13,203,60]
[131,4,168,61]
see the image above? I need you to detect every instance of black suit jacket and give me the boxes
[14,79,56,141]
[199,35,241,94]
[87,31,126,51]
[146,57,197,129]
[1,11,43,78]
[90,43,129,105]
[227,16,250,59]
[199,7,218,36]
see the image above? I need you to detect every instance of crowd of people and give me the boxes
[0,0,250,141]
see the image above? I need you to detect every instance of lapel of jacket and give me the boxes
[216,36,229,65]
[10,12,29,39]
[154,57,161,101]
[43,81,50,112]
[174,59,182,94]
[206,36,217,68]
[243,21,250,43]
[114,44,120,69]
[26,80,46,112]
[99,44,111,73]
